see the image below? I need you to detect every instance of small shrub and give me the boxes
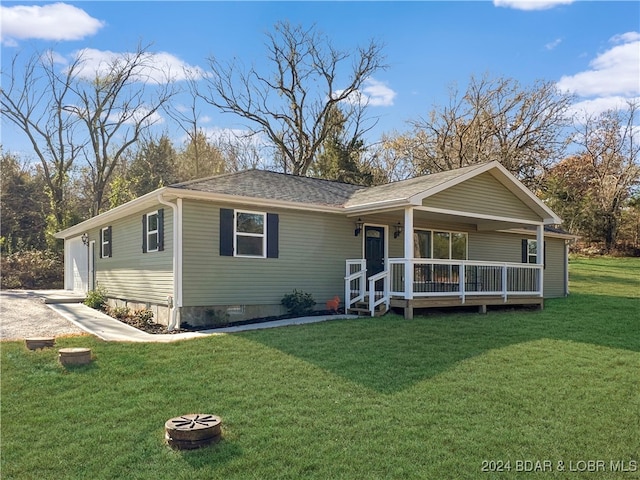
[281,289,316,316]
[109,306,130,319]
[133,308,154,324]
[84,287,107,310]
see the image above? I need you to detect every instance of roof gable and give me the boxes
[345,161,561,224]
[424,171,542,223]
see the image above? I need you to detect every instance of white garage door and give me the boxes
[66,236,88,292]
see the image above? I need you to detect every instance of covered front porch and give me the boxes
[345,257,544,319]
[341,162,562,319]
[343,203,549,319]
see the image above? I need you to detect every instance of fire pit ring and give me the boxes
[165,414,222,450]
[25,337,55,350]
[58,347,92,366]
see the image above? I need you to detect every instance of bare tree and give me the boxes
[365,135,417,184]
[64,46,176,215]
[1,45,176,222]
[198,21,386,176]
[575,100,640,251]
[1,50,85,229]
[385,74,574,187]
[163,72,211,178]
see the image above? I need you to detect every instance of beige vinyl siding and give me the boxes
[469,231,566,298]
[543,238,566,298]
[182,200,362,306]
[92,205,173,304]
[424,172,541,222]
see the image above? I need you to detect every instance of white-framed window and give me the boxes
[235,210,266,257]
[527,239,538,264]
[414,229,468,260]
[100,226,112,258]
[146,210,159,252]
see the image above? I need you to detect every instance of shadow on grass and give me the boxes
[60,362,100,374]
[570,271,640,289]
[244,292,639,394]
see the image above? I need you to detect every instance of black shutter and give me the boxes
[157,209,164,251]
[543,241,547,270]
[220,208,234,256]
[267,213,279,258]
[105,226,112,258]
[521,239,528,263]
[142,214,148,253]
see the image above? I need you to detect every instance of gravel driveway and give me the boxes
[0,290,86,340]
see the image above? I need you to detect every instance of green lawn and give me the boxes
[1,257,638,479]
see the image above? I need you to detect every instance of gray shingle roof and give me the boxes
[345,163,487,207]
[170,170,366,207]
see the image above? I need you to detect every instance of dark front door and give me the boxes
[365,226,385,278]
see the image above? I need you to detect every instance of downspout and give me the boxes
[157,194,182,331]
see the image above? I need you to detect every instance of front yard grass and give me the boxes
[1,257,638,479]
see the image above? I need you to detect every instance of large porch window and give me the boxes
[412,229,468,291]
[414,229,468,260]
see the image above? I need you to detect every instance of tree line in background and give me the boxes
[1,22,639,287]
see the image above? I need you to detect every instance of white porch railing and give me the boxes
[367,270,391,316]
[344,260,391,317]
[346,258,543,316]
[345,259,366,312]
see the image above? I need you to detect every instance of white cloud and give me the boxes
[335,77,397,107]
[0,3,104,45]
[611,32,640,44]
[69,48,208,84]
[493,0,573,11]
[361,78,397,107]
[545,38,562,51]
[557,32,640,98]
[568,96,639,121]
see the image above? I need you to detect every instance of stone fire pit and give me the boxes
[58,347,92,366]
[25,337,55,350]
[165,414,222,450]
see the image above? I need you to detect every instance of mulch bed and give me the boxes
[115,310,345,335]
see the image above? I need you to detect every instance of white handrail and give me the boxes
[347,257,542,313]
[386,258,543,299]
[367,269,390,317]
[344,259,366,312]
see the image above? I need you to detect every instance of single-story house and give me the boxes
[55,161,575,329]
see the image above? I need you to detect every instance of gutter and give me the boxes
[157,194,182,331]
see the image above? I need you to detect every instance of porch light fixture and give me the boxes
[354,218,363,237]
[393,222,403,239]
[81,233,89,246]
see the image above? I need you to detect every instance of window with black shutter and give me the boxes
[142,209,164,253]
[220,208,278,258]
[101,226,112,258]
[522,239,546,268]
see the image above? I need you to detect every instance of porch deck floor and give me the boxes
[390,295,543,319]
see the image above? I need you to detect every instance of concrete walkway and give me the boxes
[48,301,357,343]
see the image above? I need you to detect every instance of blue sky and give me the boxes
[1,1,639,157]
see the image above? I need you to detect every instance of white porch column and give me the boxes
[404,207,414,300]
[537,224,544,297]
